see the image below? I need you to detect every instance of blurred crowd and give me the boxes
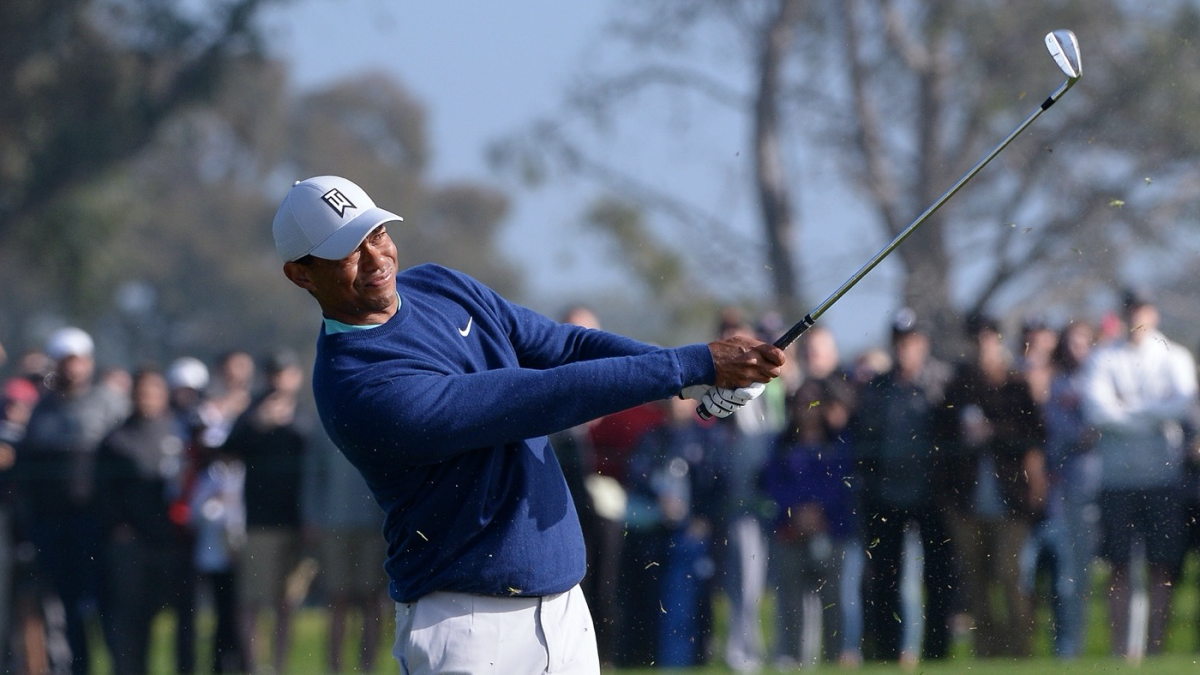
[0,336,386,674]
[1,286,1199,673]
[553,289,1200,672]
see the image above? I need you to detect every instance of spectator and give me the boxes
[1082,289,1197,659]
[200,351,256,449]
[95,368,183,674]
[940,313,1047,658]
[163,356,212,673]
[796,326,864,666]
[303,429,387,673]
[587,397,666,666]
[1020,315,1060,405]
[1033,320,1100,658]
[223,349,310,673]
[714,311,785,673]
[621,396,724,668]
[1180,340,1200,652]
[17,327,126,674]
[0,377,40,671]
[852,309,956,664]
[15,350,53,393]
[190,445,247,673]
[762,378,856,668]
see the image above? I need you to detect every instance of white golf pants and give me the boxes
[393,584,600,674]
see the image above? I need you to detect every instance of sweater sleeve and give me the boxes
[477,273,664,368]
[336,344,714,467]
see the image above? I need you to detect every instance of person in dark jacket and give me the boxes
[852,309,955,664]
[939,314,1047,658]
[762,378,857,668]
[96,368,187,674]
[222,350,310,674]
[621,396,727,668]
[18,328,127,675]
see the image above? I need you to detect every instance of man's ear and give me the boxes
[283,261,316,291]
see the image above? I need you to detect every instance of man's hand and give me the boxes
[698,382,766,419]
[708,335,785,389]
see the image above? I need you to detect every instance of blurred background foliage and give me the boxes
[3,0,1200,370]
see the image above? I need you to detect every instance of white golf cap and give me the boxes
[167,356,210,391]
[272,175,403,262]
[45,327,94,361]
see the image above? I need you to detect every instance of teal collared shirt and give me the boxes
[322,295,400,334]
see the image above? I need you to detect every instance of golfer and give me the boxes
[273,176,784,674]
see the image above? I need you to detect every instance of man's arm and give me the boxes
[1141,347,1199,421]
[1081,350,1141,431]
[334,336,781,467]
[482,278,783,388]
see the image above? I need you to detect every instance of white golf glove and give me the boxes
[679,385,711,401]
[697,382,767,419]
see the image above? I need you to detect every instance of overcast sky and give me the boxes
[261,0,896,352]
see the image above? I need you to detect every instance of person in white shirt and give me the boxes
[1082,288,1198,659]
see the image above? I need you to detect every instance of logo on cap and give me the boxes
[321,188,356,217]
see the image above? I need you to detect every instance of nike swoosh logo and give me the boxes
[458,316,473,337]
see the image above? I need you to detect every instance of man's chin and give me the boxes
[364,292,398,314]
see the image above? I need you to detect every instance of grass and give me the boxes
[71,556,1200,673]
[618,655,1200,674]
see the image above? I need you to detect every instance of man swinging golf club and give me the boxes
[273,175,784,674]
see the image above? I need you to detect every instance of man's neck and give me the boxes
[324,293,401,327]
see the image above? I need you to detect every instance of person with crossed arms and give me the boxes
[272,175,784,674]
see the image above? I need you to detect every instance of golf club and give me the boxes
[699,29,1081,420]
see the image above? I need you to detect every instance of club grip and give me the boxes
[774,314,815,349]
[696,314,815,419]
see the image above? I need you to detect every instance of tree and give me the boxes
[0,58,519,365]
[494,0,1200,345]
[0,0,274,235]
[493,1,810,317]
[825,0,1200,339]
[0,0,280,354]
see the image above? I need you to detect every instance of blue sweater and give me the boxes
[312,264,715,602]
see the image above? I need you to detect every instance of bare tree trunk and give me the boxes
[841,0,962,349]
[753,0,805,316]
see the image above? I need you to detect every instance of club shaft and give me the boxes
[774,78,1076,350]
[699,77,1076,420]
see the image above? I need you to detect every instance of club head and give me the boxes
[1045,29,1081,81]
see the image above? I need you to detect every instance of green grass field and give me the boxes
[79,556,1200,673]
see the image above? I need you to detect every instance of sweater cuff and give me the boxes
[677,343,717,387]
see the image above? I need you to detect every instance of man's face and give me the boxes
[221,352,254,390]
[56,354,94,392]
[803,328,839,380]
[1127,304,1159,344]
[133,372,170,419]
[283,225,399,325]
[975,329,1005,362]
[893,332,929,377]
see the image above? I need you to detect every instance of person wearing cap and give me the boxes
[159,355,214,675]
[17,327,128,674]
[850,308,955,664]
[1081,288,1197,659]
[272,175,784,673]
